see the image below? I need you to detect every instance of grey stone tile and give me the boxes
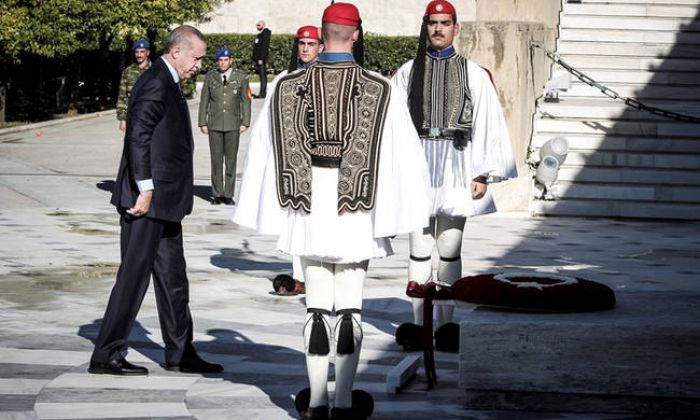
[0,364,68,380]
[36,389,186,404]
[0,395,35,412]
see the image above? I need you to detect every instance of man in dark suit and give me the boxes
[252,20,271,98]
[89,25,223,376]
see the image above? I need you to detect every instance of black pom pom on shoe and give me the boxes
[434,322,460,353]
[395,322,424,351]
[352,389,374,418]
[294,387,311,414]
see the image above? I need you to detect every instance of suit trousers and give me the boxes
[91,214,194,365]
[208,129,240,199]
[256,62,268,96]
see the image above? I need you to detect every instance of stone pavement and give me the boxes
[1,100,699,419]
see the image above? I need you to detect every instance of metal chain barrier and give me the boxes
[531,41,700,123]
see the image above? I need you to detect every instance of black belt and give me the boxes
[311,155,341,168]
[417,127,472,150]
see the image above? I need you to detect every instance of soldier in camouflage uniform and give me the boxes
[198,47,251,205]
[116,39,152,132]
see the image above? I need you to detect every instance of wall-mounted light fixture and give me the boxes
[533,136,569,200]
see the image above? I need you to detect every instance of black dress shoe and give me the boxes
[223,197,235,205]
[211,197,224,205]
[88,358,148,376]
[165,354,223,373]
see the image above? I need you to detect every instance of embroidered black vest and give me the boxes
[415,53,473,137]
[271,62,391,213]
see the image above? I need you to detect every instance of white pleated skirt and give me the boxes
[275,166,393,263]
[421,138,496,217]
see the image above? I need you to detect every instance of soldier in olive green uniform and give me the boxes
[116,39,152,132]
[198,48,252,205]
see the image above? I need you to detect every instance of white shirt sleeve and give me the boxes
[136,179,154,192]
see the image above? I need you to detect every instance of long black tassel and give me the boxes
[336,309,361,355]
[336,313,354,354]
[308,310,330,355]
[287,39,300,73]
[408,16,429,130]
[353,24,365,67]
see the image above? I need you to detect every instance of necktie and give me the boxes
[222,75,227,85]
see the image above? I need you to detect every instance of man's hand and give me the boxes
[240,125,249,133]
[471,177,487,200]
[200,126,208,135]
[126,190,153,217]
[257,60,263,66]
[119,120,126,132]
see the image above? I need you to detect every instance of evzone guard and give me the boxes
[392,0,517,352]
[234,3,430,419]
[269,25,324,296]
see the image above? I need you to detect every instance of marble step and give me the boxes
[553,67,700,86]
[550,180,700,203]
[537,97,700,120]
[560,28,700,45]
[564,3,700,18]
[459,293,700,399]
[536,117,700,138]
[533,150,700,170]
[563,55,700,71]
[555,165,700,185]
[561,82,700,100]
[530,198,700,219]
[558,40,700,58]
[532,133,700,154]
[561,15,700,31]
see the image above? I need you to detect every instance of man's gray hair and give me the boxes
[164,25,206,53]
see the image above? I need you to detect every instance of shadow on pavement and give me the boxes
[193,185,213,202]
[211,247,293,278]
[78,320,300,416]
[203,328,302,417]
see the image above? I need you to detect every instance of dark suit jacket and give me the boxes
[252,28,271,62]
[111,58,194,222]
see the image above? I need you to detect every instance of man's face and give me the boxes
[134,48,149,65]
[297,38,322,64]
[172,38,207,80]
[256,21,264,31]
[427,13,459,50]
[217,56,232,72]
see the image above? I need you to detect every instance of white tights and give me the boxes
[292,255,305,282]
[408,215,466,326]
[301,257,367,409]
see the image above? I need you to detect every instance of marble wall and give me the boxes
[194,0,476,35]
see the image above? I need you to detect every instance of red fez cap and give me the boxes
[296,25,321,41]
[322,2,361,27]
[425,0,457,16]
